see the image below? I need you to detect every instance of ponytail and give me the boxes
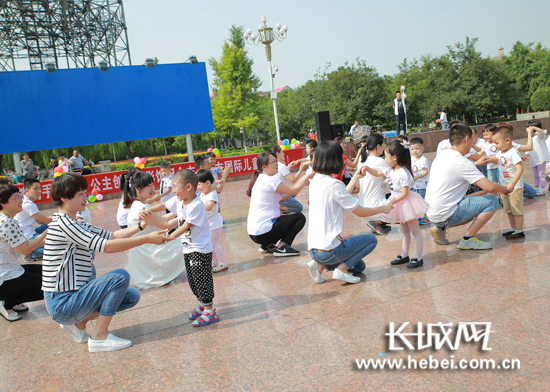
[121,167,141,208]
[246,152,276,197]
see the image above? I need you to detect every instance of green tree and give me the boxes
[531,87,550,111]
[209,25,263,147]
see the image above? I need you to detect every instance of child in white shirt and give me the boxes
[481,124,500,184]
[409,137,430,225]
[363,140,428,268]
[197,169,227,273]
[523,119,550,195]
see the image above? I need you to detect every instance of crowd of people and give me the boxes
[0,119,548,355]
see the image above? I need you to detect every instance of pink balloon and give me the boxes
[278,140,283,145]
[296,141,301,147]
[207,148,213,152]
[54,167,60,173]
[134,157,140,163]
[62,166,68,172]
[96,194,104,201]
[290,144,296,149]
[140,158,147,165]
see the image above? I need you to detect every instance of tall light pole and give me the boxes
[244,15,288,142]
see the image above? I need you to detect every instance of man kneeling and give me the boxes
[425,124,510,250]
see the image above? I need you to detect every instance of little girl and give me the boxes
[197,169,227,272]
[524,119,550,195]
[357,133,390,235]
[362,140,428,269]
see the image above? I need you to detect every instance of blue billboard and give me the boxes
[0,62,213,154]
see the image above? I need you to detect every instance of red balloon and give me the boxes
[91,189,99,196]
[140,158,147,165]
[207,148,213,152]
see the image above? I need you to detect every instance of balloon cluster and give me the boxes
[88,189,104,203]
[207,148,221,159]
[134,157,147,169]
[277,139,301,151]
[53,166,68,178]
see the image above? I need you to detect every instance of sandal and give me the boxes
[12,304,28,312]
[0,301,22,322]
[188,305,204,321]
[192,309,220,327]
[212,263,228,273]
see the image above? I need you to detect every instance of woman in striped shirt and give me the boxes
[43,174,175,353]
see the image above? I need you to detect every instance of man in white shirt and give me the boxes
[69,150,92,175]
[349,121,359,136]
[14,178,52,262]
[393,91,407,135]
[425,124,510,250]
[436,110,448,130]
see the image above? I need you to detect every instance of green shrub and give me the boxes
[531,87,550,111]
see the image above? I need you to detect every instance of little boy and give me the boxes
[197,169,226,272]
[288,139,317,167]
[141,169,219,326]
[409,137,430,225]
[14,178,52,262]
[481,124,499,183]
[486,123,525,240]
[195,155,231,194]
[205,152,222,181]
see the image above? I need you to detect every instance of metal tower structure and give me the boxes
[0,0,132,72]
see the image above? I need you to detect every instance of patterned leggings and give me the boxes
[184,252,215,306]
[210,228,225,267]
[532,163,547,188]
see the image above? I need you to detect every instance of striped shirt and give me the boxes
[42,212,111,292]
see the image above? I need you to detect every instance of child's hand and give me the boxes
[147,230,175,244]
[288,160,299,169]
[353,168,365,179]
[306,170,316,180]
[504,184,514,195]
[299,162,309,171]
[522,155,529,161]
[222,165,232,177]
[380,204,394,214]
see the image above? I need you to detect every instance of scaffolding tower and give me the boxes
[0,0,132,71]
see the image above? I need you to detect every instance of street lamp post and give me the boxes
[401,83,407,134]
[244,15,288,142]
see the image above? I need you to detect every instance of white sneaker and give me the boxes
[60,324,90,343]
[88,333,132,352]
[306,260,325,284]
[332,268,361,284]
[457,237,493,250]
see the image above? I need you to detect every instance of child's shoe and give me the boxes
[212,263,228,273]
[390,255,409,265]
[407,258,424,269]
[188,305,204,321]
[192,309,220,327]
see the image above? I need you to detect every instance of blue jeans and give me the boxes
[30,224,48,256]
[487,168,499,184]
[310,234,377,273]
[280,196,303,213]
[523,183,536,198]
[478,164,488,178]
[412,188,426,199]
[432,195,499,228]
[44,269,140,325]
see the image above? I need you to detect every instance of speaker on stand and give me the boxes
[331,124,344,138]
[314,111,332,142]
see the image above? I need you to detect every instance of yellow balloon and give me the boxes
[281,145,286,150]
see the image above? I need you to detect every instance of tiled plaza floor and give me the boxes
[2,145,550,391]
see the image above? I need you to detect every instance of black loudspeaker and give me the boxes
[331,124,344,138]
[314,111,332,142]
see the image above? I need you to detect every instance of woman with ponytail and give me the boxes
[125,171,185,289]
[116,167,141,229]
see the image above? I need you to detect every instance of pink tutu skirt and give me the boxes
[381,191,429,224]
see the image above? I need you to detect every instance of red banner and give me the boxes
[17,148,304,204]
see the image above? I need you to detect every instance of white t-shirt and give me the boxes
[200,191,223,231]
[116,197,130,227]
[412,155,430,189]
[0,214,25,286]
[439,112,448,123]
[497,148,524,189]
[358,156,388,209]
[165,195,179,214]
[77,206,92,225]
[69,155,86,170]
[383,167,414,197]
[14,195,40,239]
[160,175,175,203]
[247,174,282,236]
[481,143,499,170]
[308,174,358,251]
[275,162,291,185]
[546,135,550,167]
[526,130,550,167]
[177,197,213,254]
[425,149,485,223]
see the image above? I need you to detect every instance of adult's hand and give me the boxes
[147,230,175,244]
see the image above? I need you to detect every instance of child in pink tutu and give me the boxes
[361,140,428,268]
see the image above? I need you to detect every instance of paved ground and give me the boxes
[2,144,550,391]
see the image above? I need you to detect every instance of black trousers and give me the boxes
[0,265,43,309]
[249,213,306,246]
[396,114,407,133]
[184,252,214,306]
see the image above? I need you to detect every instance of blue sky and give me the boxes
[15,0,550,91]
